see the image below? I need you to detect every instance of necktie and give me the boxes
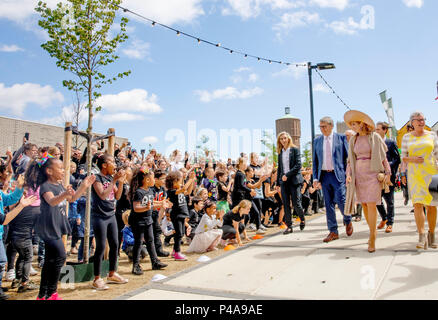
[325,137,333,170]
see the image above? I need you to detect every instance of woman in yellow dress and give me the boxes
[401,111,438,250]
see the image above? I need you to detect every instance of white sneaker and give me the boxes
[247,223,257,231]
[256,229,266,234]
[30,266,38,276]
[260,225,267,231]
[5,269,15,282]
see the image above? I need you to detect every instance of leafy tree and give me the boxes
[36,0,130,263]
[301,142,312,169]
[260,131,278,166]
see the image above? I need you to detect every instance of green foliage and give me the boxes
[260,131,278,165]
[35,0,131,111]
[301,141,312,169]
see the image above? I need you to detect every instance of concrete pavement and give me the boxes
[118,192,438,300]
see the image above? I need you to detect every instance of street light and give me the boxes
[308,62,336,149]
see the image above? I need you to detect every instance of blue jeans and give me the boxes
[0,240,7,288]
[320,171,350,234]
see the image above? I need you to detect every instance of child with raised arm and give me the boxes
[165,170,196,261]
[26,153,95,300]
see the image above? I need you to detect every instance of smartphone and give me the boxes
[141,149,145,154]
[24,132,30,140]
[127,142,131,146]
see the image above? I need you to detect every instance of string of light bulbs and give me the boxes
[315,68,351,111]
[109,1,353,111]
[110,1,307,67]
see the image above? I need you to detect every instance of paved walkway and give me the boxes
[118,192,438,300]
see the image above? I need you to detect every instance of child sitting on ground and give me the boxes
[121,211,148,261]
[187,200,223,253]
[161,209,176,247]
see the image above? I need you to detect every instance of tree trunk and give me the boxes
[83,78,93,264]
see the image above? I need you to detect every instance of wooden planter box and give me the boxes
[60,258,116,283]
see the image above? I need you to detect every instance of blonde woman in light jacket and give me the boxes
[344,111,391,253]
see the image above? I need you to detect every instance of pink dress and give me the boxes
[352,136,390,204]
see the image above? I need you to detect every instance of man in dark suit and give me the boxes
[277,132,305,235]
[375,122,401,233]
[313,117,352,242]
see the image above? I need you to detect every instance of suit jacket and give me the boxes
[277,147,304,186]
[385,138,401,185]
[312,133,349,184]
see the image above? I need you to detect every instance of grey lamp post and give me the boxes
[308,62,336,148]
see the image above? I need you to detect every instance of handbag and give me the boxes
[377,173,385,183]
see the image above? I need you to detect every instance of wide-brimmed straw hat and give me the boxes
[344,110,376,131]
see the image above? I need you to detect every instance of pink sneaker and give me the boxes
[46,292,62,300]
[36,296,46,300]
[174,252,187,261]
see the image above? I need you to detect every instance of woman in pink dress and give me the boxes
[344,111,391,253]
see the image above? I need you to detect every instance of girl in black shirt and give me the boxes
[165,170,196,261]
[26,154,95,300]
[91,154,127,290]
[231,157,254,207]
[221,200,252,247]
[129,167,168,275]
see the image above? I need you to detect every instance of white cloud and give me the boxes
[273,11,321,38]
[248,73,259,82]
[0,44,24,52]
[313,83,330,93]
[272,63,307,79]
[222,0,306,19]
[230,75,243,84]
[122,39,151,60]
[142,136,159,144]
[0,0,204,36]
[310,0,349,10]
[95,89,163,114]
[195,86,264,102]
[40,104,88,127]
[402,0,423,8]
[97,113,146,123]
[327,14,374,35]
[123,0,205,25]
[0,82,64,116]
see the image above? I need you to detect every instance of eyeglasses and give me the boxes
[319,125,329,129]
[412,118,426,123]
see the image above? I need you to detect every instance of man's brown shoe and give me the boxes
[385,225,393,233]
[323,232,339,243]
[346,222,353,237]
[377,220,387,230]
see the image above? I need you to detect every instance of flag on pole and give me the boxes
[379,90,387,104]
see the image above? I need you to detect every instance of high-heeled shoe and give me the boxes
[368,235,376,253]
[416,233,428,250]
[428,232,437,249]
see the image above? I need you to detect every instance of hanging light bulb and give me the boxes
[269,60,272,64]
[230,50,233,54]
[216,43,221,47]
[197,38,201,43]
[151,21,156,27]
[176,31,180,36]
[244,54,248,58]
[257,57,261,61]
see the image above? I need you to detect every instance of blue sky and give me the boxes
[0,0,437,159]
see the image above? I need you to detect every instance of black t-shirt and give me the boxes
[152,185,167,215]
[167,189,189,219]
[188,208,203,228]
[9,206,40,241]
[302,179,311,199]
[129,188,154,226]
[222,210,244,227]
[91,174,116,218]
[217,181,228,202]
[36,181,71,241]
[116,183,130,215]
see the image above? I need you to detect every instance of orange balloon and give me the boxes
[252,235,264,240]
[224,244,236,251]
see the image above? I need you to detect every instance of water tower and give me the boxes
[276,107,301,149]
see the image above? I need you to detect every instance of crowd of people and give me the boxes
[0,109,436,300]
